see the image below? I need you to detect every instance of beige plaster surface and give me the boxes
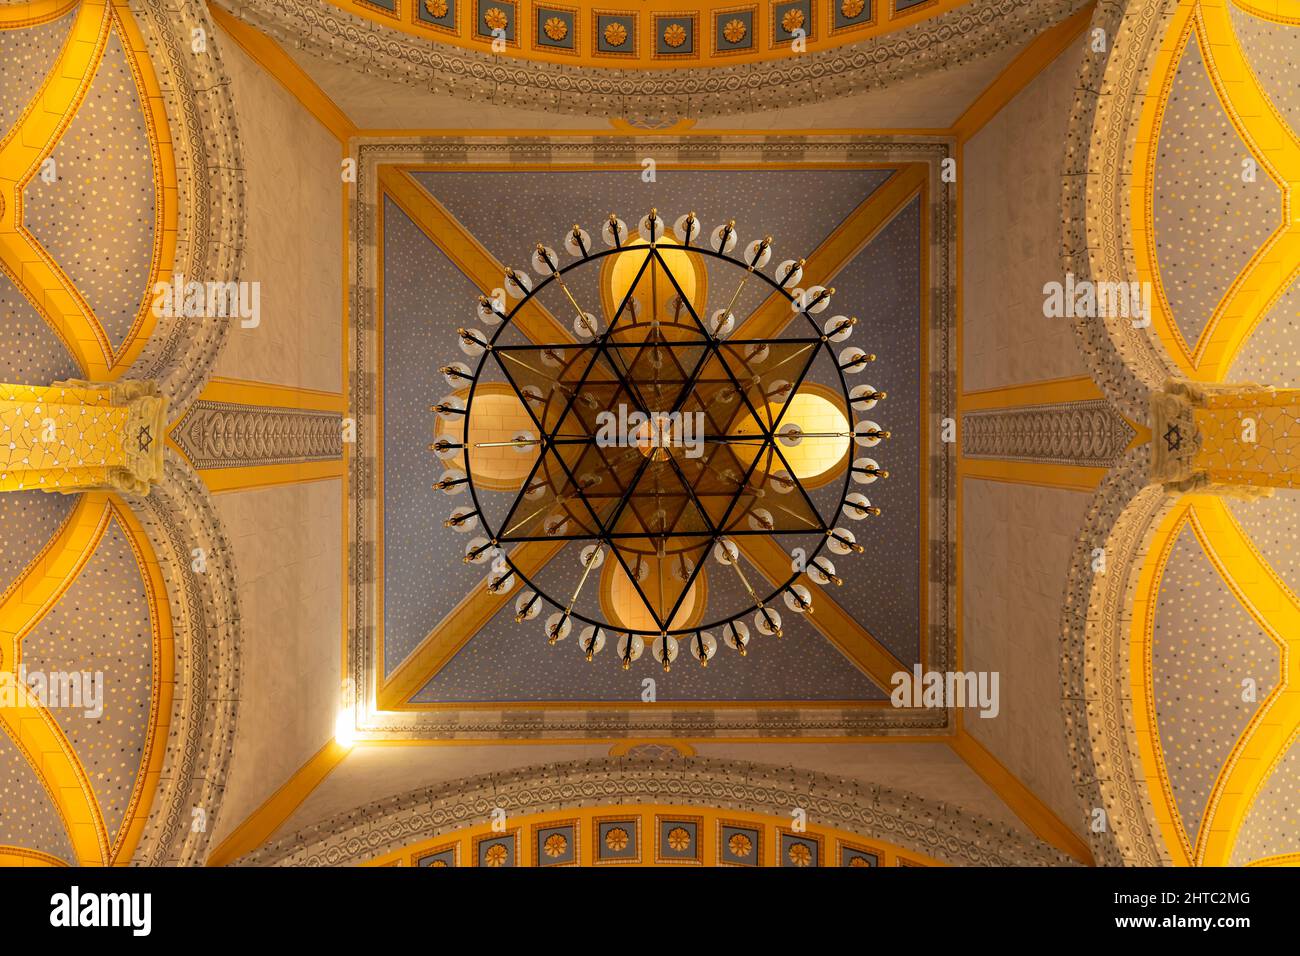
[212,27,344,394]
[209,479,344,847]
[961,477,1091,840]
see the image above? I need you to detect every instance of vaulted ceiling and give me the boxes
[0,0,1296,871]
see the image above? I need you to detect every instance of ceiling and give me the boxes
[356,144,954,734]
[378,166,926,704]
[2,0,1297,872]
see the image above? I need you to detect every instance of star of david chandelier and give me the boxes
[432,209,890,671]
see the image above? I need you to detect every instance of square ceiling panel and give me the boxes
[347,137,954,740]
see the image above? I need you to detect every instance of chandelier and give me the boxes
[432,210,889,671]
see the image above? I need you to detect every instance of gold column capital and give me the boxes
[1150,378,1295,496]
[0,379,167,495]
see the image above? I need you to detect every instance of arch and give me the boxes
[1058,449,1174,866]
[598,549,709,633]
[1061,0,1183,425]
[116,453,243,865]
[1061,0,1300,420]
[118,0,245,411]
[599,235,709,325]
[437,382,538,493]
[734,381,852,491]
[214,0,1088,120]
[239,755,1077,866]
[368,804,943,867]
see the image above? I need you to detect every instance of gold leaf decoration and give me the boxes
[604,826,629,850]
[667,826,691,851]
[840,0,865,18]
[483,6,509,31]
[543,833,568,857]
[788,842,813,866]
[722,18,747,43]
[781,7,805,33]
[543,15,568,40]
[484,842,509,866]
[424,0,449,18]
[663,21,687,48]
[727,832,753,857]
[849,855,871,866]
[603,19,628,47]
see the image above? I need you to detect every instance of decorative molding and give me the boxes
[359,706,951,738]
[171,400,344,469]
[124,0,245,411]
[348,136,956,738]
[212,0,1090,119]
[240,756,1077,866]
[1061,0,1181,426]
[961,399,1135,467]
[122,453,243,865]
[611,741,697,759]
[1058,448,1172,867]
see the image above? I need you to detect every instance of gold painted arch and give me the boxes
[730,380,852,490]
[598,551,709,633]
[0,0,178,381]
[1129,494,1300,867]
[599,234,709,327]
[0,492,174,866]
[1130,0,1300,383]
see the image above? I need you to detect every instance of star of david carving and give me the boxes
[1164,423,1183,452]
